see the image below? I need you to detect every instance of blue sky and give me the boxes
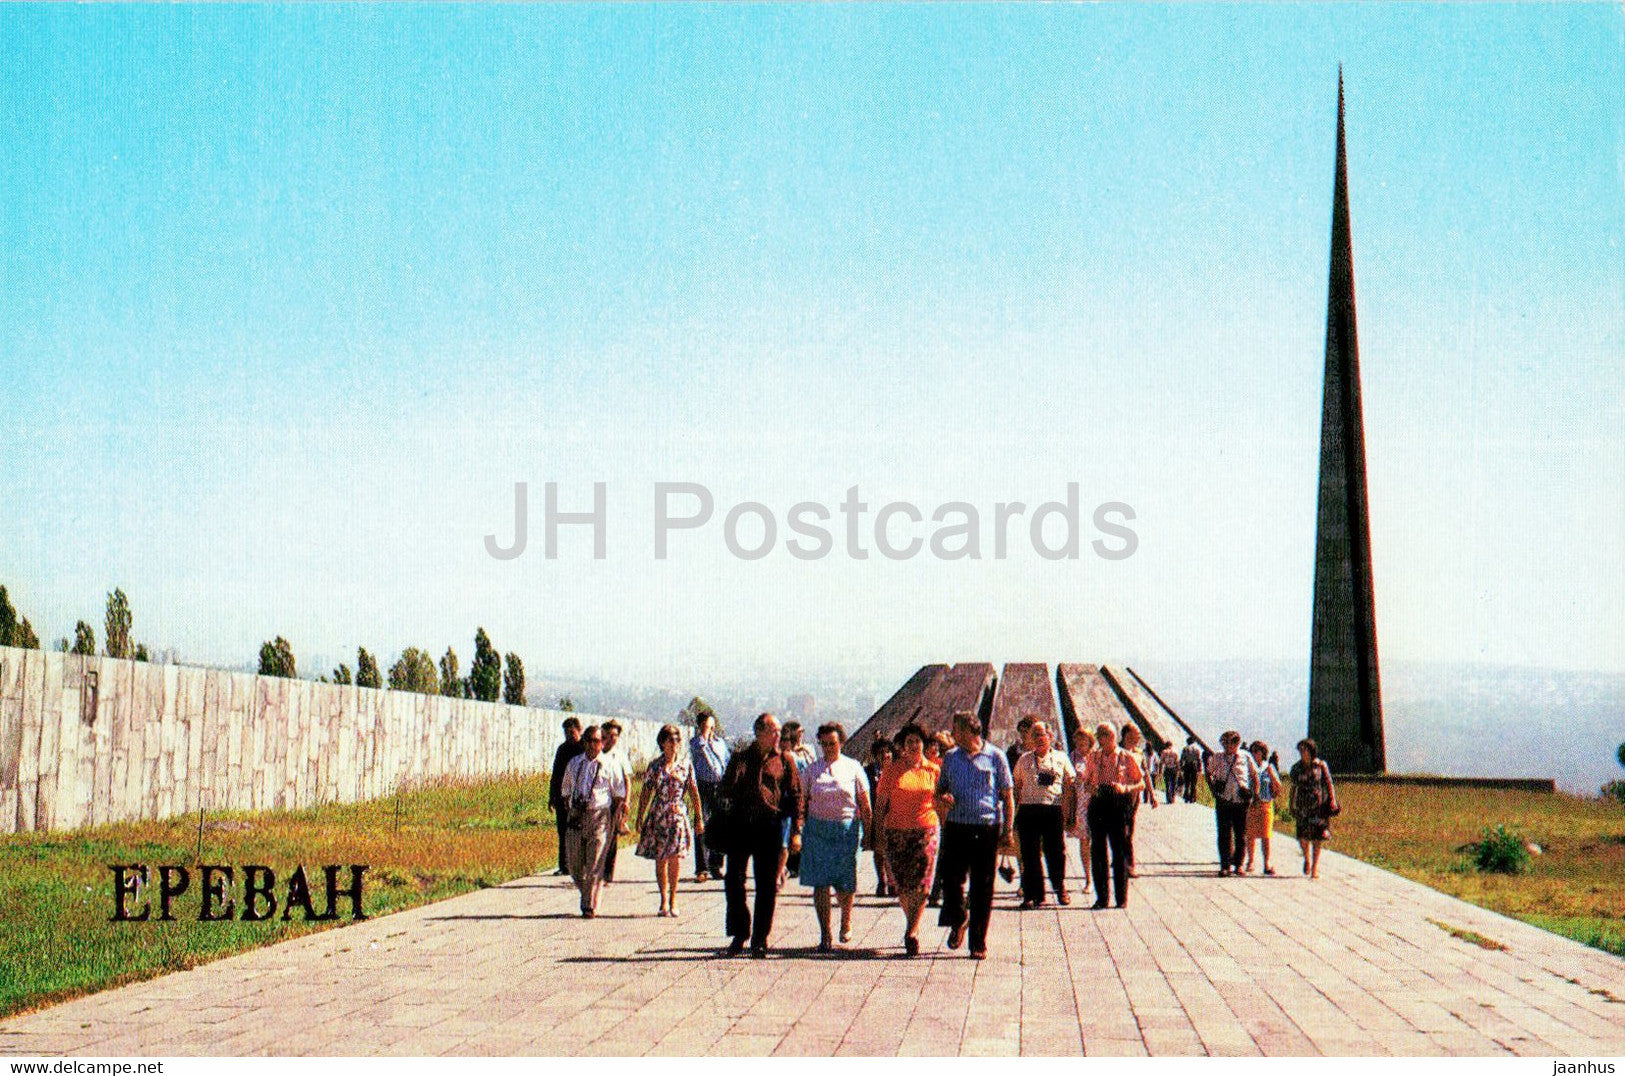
[1,4,1620,684]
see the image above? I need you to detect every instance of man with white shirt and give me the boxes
[561,725,629,917]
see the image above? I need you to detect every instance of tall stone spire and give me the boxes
[1308,70,1385,773]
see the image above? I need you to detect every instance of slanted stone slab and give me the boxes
[1056,663,1134,755]
[988,663,1055,753]
[913,663,995,738]
[845,664,947,761]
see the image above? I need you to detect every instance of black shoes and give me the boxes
[727,937,747,956]
[904,935,920,957]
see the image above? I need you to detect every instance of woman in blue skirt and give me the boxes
[800,722,874,952]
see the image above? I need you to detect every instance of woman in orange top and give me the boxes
[1080,722,1144,910]
[875,723,941,956]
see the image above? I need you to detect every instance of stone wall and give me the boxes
[0,645,662,835]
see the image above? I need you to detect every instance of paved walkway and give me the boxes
[4,802,1624,1056]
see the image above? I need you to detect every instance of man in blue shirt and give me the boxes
[934,710,1015,959]
[688,712,731,880]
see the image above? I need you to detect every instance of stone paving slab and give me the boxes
[3,801,1624,1056]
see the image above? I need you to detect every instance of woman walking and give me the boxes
[865,740,896,897]
[1012,720,1075,908]
[1068,727,1096,899]
[561,725,628,918]
[635,724,704,917]
[1289,738,1338,879]
[875,723,941,956]
[1243,740,1282,875]
[1081,722,1142,909]
[800,723,874,951]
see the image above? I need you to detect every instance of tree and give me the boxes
[133,644,150,663]
[55,637,70,653]
[0,588,41,650]
[104,589,133,659]
[468,628,501,702]
[503,652,526,705]
[0,585,16,646]
[680,696,718,727]
[1618,741,1625,771]
[559,696,576,712]
[333,663,353,686]
[356,648,382,689]
[440,648,464,697]
[258,636,296,678]
[388,647,439,695]
[72,621,96,656]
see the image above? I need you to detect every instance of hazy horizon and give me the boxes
[4,6,1621,689]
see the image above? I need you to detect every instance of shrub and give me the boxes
[1467,824,1530,874]
[1601,780,1625,806]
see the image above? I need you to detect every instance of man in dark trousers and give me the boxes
[935,710,1015,960]
[1179,736,1203,803]
[721,712,802,958]
[1206,729,1259,876]
[548,718,584,875]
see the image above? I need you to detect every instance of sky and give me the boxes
[1,4,1621,689]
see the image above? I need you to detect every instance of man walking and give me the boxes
[1206,729,1258,876]
[598,720,631,882]
[935,711,1015,960]
[1179,736,1203,803]
[689,712,731,881]
[721,713,803,957]
[548,717,584,875]
[1160,742,1180,804]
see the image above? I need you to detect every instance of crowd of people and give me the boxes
[545,709,1341,954]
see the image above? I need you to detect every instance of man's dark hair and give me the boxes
[1296,738,1319,760]
[816,722,846,743]
[562,717,582,734]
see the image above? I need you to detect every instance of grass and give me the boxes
[1277,782,1625,958]
[1426,918,1507,951]
[0,772,575,1019]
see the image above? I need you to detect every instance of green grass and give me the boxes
[0,773,576,1019]
[1276,782,1625,959]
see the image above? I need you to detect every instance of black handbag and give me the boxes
[707,788,737,851]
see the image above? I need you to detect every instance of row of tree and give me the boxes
[0,585,152,661]
[3,582,535,709]
[259,628,528,705]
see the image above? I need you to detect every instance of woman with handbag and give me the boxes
[1289,738,1339,879]
[1081,722,1142,909]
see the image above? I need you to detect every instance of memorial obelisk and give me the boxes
[1308,73,1386,774]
